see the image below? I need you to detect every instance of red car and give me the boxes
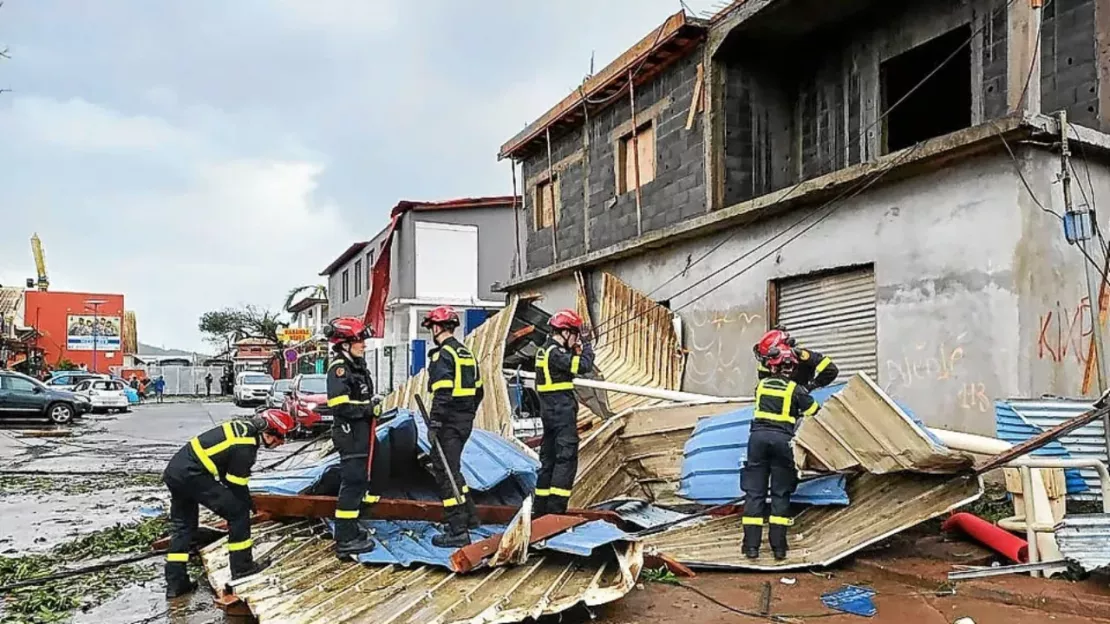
[283,373,331,433]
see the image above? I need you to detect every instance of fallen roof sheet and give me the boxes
[645,471,983,570]
[590,499,691,531]
[995,401,1089,495]
[794,374,972,475]
[202,521,644,624]
[1055,513,1110,572]
[1006,398,1106,500]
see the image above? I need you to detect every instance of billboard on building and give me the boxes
[66,314,122,351]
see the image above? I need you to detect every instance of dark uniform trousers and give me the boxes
[326,356,377,543]
[534,339,593,516]
[428,337,483,534]
[742,377,819,555]
[163,420,259,587]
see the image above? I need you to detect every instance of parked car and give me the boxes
[234,372,275,407]
[72,378,131,413]
[0,370,90,424]
[282,374,330,433]
[267,379,293,409]
[44,372,108,392]
[110,376,142,405]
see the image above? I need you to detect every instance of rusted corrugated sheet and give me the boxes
[794,374,974,474]
[644,472,982,570]
[381,297,519,438]
[202,521,644,624]
[1056,513,1110,571]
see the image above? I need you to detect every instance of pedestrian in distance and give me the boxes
[742,347,819,561]
[423,306,483,547]
[162,408,295,598]
[205,372,213,398]
[153,375,166,403]
[533,309,594,517]
[323,317,380,558]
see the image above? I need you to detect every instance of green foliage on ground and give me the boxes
[0,473,162,497]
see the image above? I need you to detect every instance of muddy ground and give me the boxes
[3,403,1109,624]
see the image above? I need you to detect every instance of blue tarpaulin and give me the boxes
[821,585,877,617]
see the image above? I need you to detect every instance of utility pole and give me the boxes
[86,299,107,373]
[1059,111,1110,457]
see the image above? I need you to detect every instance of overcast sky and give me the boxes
[0,0,718,352]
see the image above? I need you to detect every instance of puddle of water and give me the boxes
[73,578,234,624]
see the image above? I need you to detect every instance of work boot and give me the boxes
[465,497,481,529]
[773,549,788,561]
[769,525,789,561]
[744,548,760,560]
[742,523,763,557]
[165,576,198,599]
[335,535,377,558]
[230,557,271,581]
[431,529,471,549]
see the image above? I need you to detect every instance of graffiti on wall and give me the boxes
[1036,294,1110,394]
[884,333,990,413]
[685,308,764,394]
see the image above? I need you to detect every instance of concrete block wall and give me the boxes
[981,0,1009,119]
[520,46,707,272]
[1040,0,1100,126]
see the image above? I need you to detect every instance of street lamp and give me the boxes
[85,299,107,373]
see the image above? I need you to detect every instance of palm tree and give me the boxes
[284,285,328,314]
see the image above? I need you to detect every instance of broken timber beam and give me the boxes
[451,515,587,573]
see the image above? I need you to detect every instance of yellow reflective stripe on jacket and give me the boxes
[802,400,819,417]
[363,494,381,504]
[226,539,253,552]
[742,516,764,526]
[439,344,480,397]
[335,509,360,519]
[769,515,794,526]
[535,488,551,497]
[570,355,581,375]
[535,346,574,392]
[815,356,832,374]
[549,487,572,497]
[753,380,797,424]
[190,422,257,478]
[327,395,370,407]
[165,552,189,563]
[226,474,249,486]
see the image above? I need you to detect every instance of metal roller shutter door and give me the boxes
[776,267,877,381]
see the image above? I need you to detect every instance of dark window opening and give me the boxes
[881,25,971,153]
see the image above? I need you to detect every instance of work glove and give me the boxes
[371,394,384,417]
[580,339,594,360]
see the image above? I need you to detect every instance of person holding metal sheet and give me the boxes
[533,309,594,516]
[423,306,484,547]
[742,347,819,561]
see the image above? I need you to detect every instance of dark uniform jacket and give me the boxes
[165,419,260,505]
[427,336,484,418]
[751,376,819,435]
[757,347,838,390]
[326,355,375,422]
[534,338,594,417]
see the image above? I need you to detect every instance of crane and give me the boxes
[30,233,48,291]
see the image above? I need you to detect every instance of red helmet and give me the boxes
[766,348,798,371]
[325,317,369,345]
[422,306,460,329]
[260,409,296,438]
[549,309,584,332]
[755,329,790,359]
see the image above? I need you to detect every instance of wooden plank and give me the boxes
[450,515,586,574]
[686,62,705,130]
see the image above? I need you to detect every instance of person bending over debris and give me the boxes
[533,309,594,516]
[324,316,380,558]
[423,306,484,547]
[753,327,838,390]
[742,347,819,561]
[162,408,295,598]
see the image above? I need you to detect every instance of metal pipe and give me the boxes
[505,369,753,404]
[928,428,1013,454]
[1019,466,1040,576]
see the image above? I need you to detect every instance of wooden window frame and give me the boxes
[534,174,558,231]
[617,121,656,195]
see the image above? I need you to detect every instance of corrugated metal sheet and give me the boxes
[533,520,635,557]
[1056,513,1110,571]
[0,287,22,320]
[381,298,521,439]
[794,374,972,475]
[645,472,982,570]
[777,268,877,380]
[590,499,690,530]
[581,273,685,417]
[1005,398,1106,500]
[203,521,644,624]
[995,401,1088,495]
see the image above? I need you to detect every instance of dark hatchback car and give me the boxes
[0,370,91,424]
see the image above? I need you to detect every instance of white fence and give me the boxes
[143,365,227,396]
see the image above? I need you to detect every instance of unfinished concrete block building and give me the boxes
[497,0,1110,435]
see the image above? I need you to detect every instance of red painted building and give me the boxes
[23,291,127,373]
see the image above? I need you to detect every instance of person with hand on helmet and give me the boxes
[324,317,379,558]
[162,408,295,598]
[422,306,484,547]
[533,309,594,516]
[753,327,838,391]
[742,346,819,561]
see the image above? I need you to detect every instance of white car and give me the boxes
[72,378,131,413]
[234,372,275,407]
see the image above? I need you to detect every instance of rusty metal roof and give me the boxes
[202,521,644,624]
[0,287,22,319]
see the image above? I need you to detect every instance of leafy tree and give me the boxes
[55,358,78,371]
[239,305,286,345]
[198,309,245,357]
[283,285,327,313]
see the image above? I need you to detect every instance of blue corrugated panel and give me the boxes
[678,384,850,506]
[1007,398,1105,501]
[251,410,539,503]
[348,520,505,568]
[995,400,1089,495]
[535,520,635,557]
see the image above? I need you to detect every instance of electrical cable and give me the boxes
[584,0,1023,338]
[674,581,839,622]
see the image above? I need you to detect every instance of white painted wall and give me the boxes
[414,221,478,301]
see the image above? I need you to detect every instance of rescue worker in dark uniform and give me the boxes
[753,327,838,390]
[742,348,820,561]
[162,408,295,598]
[423,306,484,547]
[324,316,379,558]
[533,309,594,516]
